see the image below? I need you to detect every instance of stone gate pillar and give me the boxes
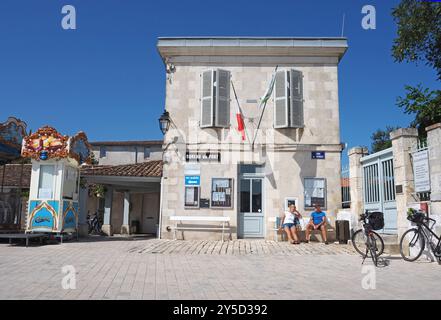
[426,123,441,233]
[390,128,419,239]
[348,147,369,218]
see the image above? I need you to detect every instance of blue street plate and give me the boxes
[185,175,200,186]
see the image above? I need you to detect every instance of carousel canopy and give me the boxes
[0,117,27,165]
[21,126,92,165]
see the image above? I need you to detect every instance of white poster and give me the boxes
[413,150,431,193]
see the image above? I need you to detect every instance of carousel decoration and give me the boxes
[21,126,92,165]
[0,117,27,164]
[21,126,69,162]
[21,126,92,234]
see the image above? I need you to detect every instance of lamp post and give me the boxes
[158,110,171,240]
[158,110,171,135]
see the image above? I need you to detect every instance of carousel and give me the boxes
[0,117,28,231]
[0,125,92,246]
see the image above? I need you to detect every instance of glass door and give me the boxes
[238,177,264,238]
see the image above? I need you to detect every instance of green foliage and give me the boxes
[397,85,441,136]
[392,1,441,135]
[392,0,441,80]
[371,126,400,153]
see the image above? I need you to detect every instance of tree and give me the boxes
[392,1,441,135]
[370,126,400,153]
[392,1,441,80]
[397,85,441,135]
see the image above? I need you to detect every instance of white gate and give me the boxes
[361,148,397,234]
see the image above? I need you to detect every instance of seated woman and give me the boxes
[279,204,302,244]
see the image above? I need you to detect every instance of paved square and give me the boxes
[0,237,440,300]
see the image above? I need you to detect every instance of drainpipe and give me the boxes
[158,176,164,239]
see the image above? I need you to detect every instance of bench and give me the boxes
[170,216,231,242]
[0,233,48,247]
[269,216,336,242]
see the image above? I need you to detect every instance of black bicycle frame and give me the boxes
[415,218,441,252]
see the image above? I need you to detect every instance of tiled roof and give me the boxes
[0,164,32,188]
[90,140,163,147]
[81,160,162,178]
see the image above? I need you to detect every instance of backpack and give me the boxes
[368,211,384,230]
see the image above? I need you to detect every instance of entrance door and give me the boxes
[141,193,160,235]
[362,150,397,234]
[238,178,264,238]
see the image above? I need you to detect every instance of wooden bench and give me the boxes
[170,216,231,242]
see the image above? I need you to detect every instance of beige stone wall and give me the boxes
[161,56,343,240]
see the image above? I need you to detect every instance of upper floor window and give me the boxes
[274,69,304,129]
[99,146,107,158]
[144,147,151,159]
[200,69,230,128]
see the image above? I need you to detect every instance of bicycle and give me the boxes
[351,210,385,267]
[87,211,103,235]
[400,208,441,262]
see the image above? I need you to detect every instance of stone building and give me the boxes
[157,37,348,240]
[81,140,163,236]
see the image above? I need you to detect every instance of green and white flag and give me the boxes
[259,65,278,107]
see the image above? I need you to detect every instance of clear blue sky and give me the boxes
[0,0,438,154]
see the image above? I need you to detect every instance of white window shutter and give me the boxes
[200,70,214,128]
[274,70,289,128]
[215,69,230,127]
[289,69,304,128]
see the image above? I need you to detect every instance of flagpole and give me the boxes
[231,80,252,144]
[251,99,268,150]
[251,65,278,150]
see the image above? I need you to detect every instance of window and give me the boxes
[99,146,107,158]
[63,166,78,199]
[211,178,233,208]
[184,186,200,208]
[144,147,151,159]
[38,165,55,199]
[274,69,304,128]
[200,69,230,128]
[304,178,326,209]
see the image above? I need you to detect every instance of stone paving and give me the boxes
[0,237,440,300]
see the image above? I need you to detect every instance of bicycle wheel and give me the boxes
[352,229,385,257]
[400,228,425,262]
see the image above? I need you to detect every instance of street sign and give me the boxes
[185,175,200,186]
[311,151,325,160]
[413,150,431,193]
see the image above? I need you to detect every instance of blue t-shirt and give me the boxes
[311,211,326,225]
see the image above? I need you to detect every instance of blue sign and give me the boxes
[185,175,200,186]
[312,151,325,160]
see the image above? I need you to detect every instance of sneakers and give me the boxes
[324,241,329,245]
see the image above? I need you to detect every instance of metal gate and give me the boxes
[361,148,397,234]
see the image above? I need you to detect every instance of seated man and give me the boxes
[305,204,328,244]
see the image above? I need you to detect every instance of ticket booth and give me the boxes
[21,126,91,235]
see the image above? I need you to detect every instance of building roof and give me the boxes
[0,164,32,188]
[90,140,163,147]
[81,160,163,178]
[157,36,348,60]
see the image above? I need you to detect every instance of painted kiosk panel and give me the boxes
[22,126,91,237]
